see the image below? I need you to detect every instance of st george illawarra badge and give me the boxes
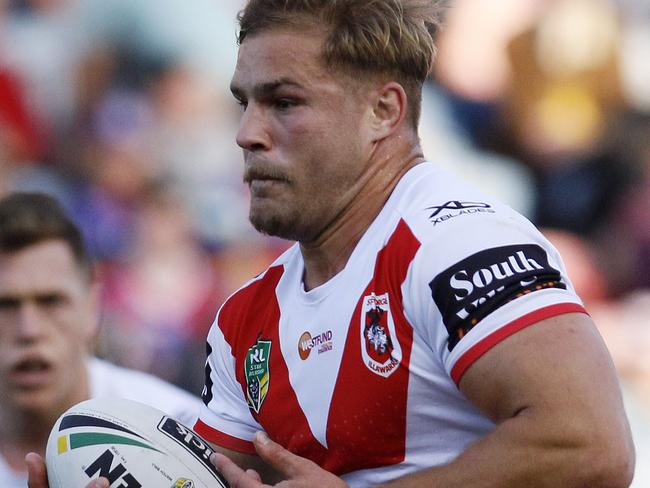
[244,339,271,413]
[360,292,402,377]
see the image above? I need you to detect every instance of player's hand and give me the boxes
[211,431,348,488]
[26,453,49,488]
[26,452,109,488]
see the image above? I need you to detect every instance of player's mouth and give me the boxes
[248,179,286,195]
[243,164,290,185]
[9,357,54,388]
[245,167,291,196]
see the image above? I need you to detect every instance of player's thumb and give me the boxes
[252,431,307,477]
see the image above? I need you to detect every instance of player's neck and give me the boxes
[0,410,52,472]
[300,139,424,290]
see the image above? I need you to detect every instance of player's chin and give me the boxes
[249,208,301,241]
[8,388,57,413]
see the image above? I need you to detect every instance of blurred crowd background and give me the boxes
[1,0,649,481]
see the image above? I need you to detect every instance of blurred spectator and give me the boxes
[0,0,89,141]
[0,67,46,162]
[432,0,547,143]
[148,65,252,248]
[98,184,222,393]
[618,0,650,112]
[503,0,638,236]
[419,81,536,217]
[597,111,650,292]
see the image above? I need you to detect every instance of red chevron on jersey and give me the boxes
[196,162,587,487]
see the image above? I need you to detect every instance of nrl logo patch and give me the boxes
[360,293,402,378]
[245,339,271,413]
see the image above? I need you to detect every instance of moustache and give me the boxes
[243,165,290,184]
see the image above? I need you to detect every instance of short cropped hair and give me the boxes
[0,192,91,276]
[237,0,444,127]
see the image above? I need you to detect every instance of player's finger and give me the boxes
[245,468,263,482]
[86,479,110,488]
[252,431,311,478]
[211,452,264,488]
[26,452,109,488]
[26,453,48,488]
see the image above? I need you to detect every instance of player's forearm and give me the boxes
[377,408,635,488]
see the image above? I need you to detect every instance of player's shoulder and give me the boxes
[393,162,540,251]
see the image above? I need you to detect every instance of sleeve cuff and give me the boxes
[194,419,257,454]
[450,302,588,385]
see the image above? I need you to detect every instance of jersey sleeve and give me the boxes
[403,213,587,385]
[194,313,261,454]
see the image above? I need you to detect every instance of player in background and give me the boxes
[0,192,202,487]
[29,0,635,487]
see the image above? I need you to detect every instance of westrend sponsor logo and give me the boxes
[298,330,333,360]
[360,292,402,377]
[426,200,494,225]
[429,244,566,351]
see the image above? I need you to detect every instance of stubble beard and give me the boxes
[249,204,303,242]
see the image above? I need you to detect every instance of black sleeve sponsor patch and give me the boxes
[429,244,566,351]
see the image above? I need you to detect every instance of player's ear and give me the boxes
[369,81,407,141]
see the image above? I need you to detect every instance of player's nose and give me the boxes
[236,103,271,152]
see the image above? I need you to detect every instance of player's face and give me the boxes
[0,240,97,416]
[231,27,374,242]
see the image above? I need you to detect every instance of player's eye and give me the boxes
[0,297,20,310]
[274,98,297,110]
[36,294,66,307]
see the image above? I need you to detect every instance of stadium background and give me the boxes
[1,0,649,483]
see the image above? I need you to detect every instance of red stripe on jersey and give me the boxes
[325,220,421,474]
[193,419,256,454]
[450,302,588,385]
[216,265,329,463]
[208,221,421,475]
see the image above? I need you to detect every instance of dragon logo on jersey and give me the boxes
[360,293,402,378]
[244,339,271,413]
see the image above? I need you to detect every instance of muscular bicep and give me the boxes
[458,313,628,430]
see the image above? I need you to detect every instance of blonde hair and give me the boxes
[237,0,445,127]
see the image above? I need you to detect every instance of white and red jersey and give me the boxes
[195,162,586,487]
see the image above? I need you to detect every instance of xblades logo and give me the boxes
[426,201,493,225]
[427,201,491,218]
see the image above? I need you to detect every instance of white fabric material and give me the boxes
[87,357,201,427]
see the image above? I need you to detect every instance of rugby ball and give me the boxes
[46,398,228,488]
